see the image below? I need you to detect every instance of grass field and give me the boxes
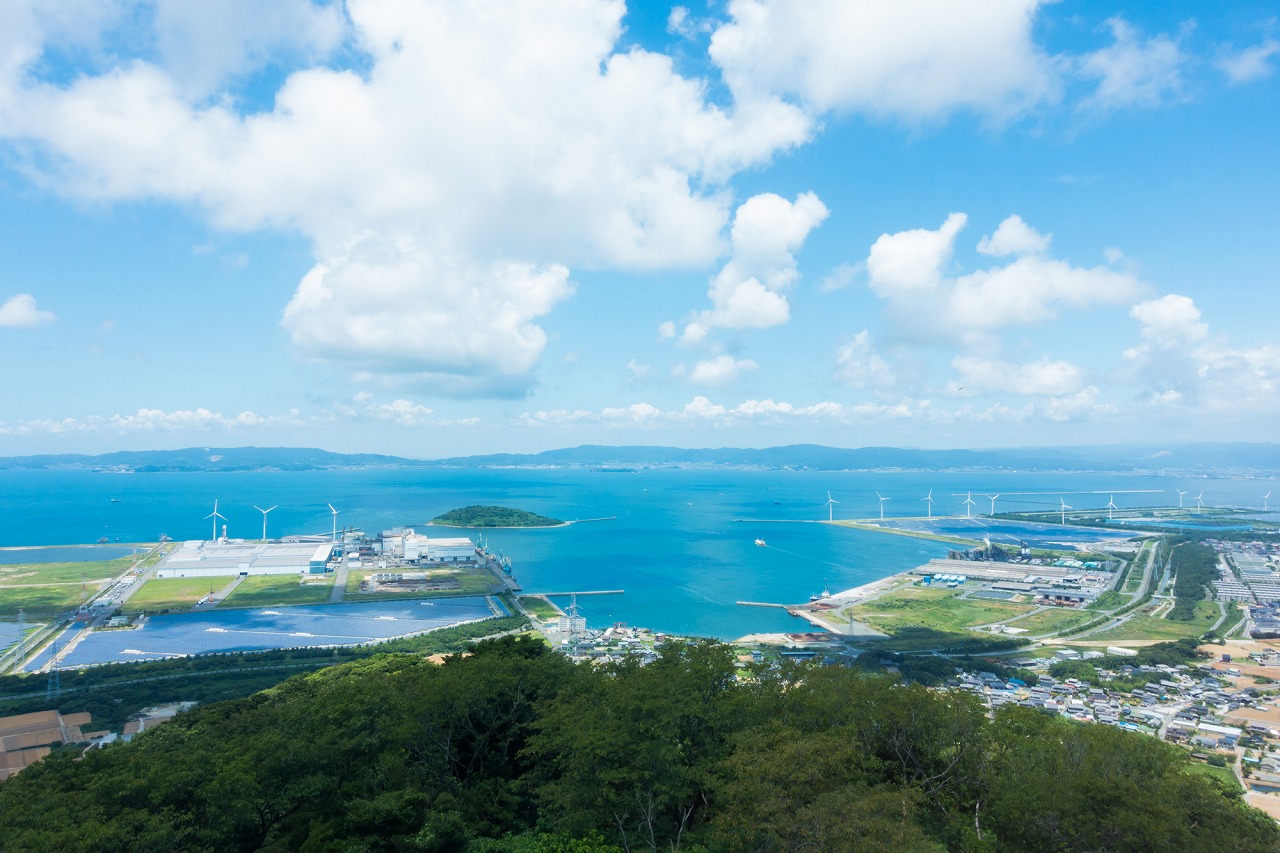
[123,577,228,612]
[1186,761,1241,790]
[841,587,1034,635]
[220,575,335,608]
[1088,599,1221,643]
[0,557,133,586]
[518,595,562,621]
[1009,607,1098,636]
[0,585,89,619]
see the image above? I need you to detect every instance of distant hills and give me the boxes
[0,446,425,473]
[2,442,1279,473]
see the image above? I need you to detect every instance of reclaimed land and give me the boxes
[835,586,1035,635]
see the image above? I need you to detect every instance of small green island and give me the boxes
[431,505,564,528]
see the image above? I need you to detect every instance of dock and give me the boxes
[535,590,625,596]
[736,601,792,609]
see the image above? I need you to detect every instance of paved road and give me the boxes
[330,563,349,603]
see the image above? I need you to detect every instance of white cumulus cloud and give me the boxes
[672,191,828,341]
[0,293,55,328]
[864,213,1144,344]
[709,0,1058,121]
[0,0,814,397]
[976,214,1051,257]
[686,354,758,386]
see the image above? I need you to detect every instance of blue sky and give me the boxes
[0,0,1277,457]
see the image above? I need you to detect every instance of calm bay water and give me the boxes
[0,467,1273,638]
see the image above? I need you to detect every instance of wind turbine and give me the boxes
[986,494,1000,516]
[1175,489,1186,509]
[254,505,278,541]
[824,491,839,522]
[875,491,890,520]
[1265,491,1272,512]
[922,489,934,519]
[1106,495,1117,521]
[1059,498,1071,525]
[1195,493,1204,512]
[963,491,976,518]
[328,504,339,541]
[204,500,226,542]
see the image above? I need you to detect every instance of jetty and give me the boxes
[534,589,624,596]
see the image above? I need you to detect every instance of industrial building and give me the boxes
[154,541,335,579]
[378,529,476,563]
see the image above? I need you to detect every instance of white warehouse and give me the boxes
[154,541,334,579]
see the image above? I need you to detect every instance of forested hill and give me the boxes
[432,506,563,527]
[0,638,1275,852]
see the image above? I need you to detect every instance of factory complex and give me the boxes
[153,528,481,580]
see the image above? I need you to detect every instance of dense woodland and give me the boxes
[1167,540,1223,621]
[432,506,563,528]
[1,637,1276,852]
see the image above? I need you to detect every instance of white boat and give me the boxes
[754,538,766,547]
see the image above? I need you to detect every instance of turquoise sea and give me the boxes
[0,468,1275,639]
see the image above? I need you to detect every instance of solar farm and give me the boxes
[41,597,507,669]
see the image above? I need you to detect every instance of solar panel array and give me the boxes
[53,597,500,668]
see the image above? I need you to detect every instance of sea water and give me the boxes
[0,467,1273,639]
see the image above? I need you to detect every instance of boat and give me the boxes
[97,537,109,544]
[754,538,766,547]
[110,498,122,503]
[809,579,831,602]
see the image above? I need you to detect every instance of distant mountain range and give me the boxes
[2,442,1280,473]
[0,446,424,473]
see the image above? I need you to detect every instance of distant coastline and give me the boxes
[4,441,1280,475]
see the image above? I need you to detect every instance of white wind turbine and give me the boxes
[875,491,891,520]
[1265,491,1272,512]
[254,505,278,541]
[825,491,839,522]
[1059,498,1071,525]
[1176,489,1186,509]
[1195,492,1204,512]
[328,503,339,541]
[986,494,1000,515]
[963,491,977,518]
[1106,494,1117,520]
[922,489,934,519]
[204,500,226,542]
